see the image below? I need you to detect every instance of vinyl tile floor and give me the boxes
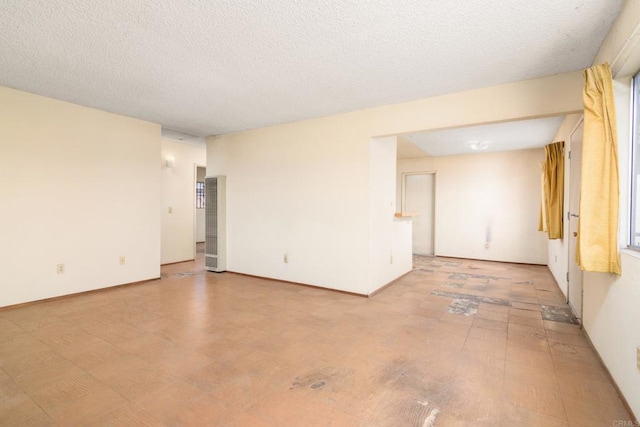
[0,250,634,426]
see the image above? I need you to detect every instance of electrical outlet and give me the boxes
[637,346,640,370]
[390,255,393,264]
[168,206,173,214]
[283,254,288,264]
[484,242,490,249]
[119,256,126,265]
[57,264,65,274]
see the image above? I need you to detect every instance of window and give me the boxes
[196,181,205,209]
[631,72,640,248]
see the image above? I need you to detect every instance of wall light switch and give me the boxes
[637,346,640,370]
[168,206,173,214]
[57,264,65,274]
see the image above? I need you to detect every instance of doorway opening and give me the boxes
[567,119,584,324]
[402,172,435,256]
[195,165,206,258]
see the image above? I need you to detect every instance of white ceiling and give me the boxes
[0,1,622,136]
[401,116,567,158]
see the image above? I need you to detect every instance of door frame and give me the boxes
[567,117,584,324]
[194,164,206,259]
[401,171,437,256]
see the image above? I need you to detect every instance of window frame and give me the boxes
[195,181,205,209]
[630,72,640,250]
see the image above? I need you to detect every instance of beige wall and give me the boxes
[369,137,413,293]
[398,148,547,264]
[160,139,206,264]
[564,0,640,416]
[207,120,371,293]
[0,86,161,307]
[207,72,582,295]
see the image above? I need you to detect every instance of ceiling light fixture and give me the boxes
[469,140,489,151]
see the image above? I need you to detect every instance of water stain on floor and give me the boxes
[448,272,508,281]
[442,282,464,289]
[374,360,442,427]
[431,290,511,307]
[541,305,579,324]
[448,298,479,316]
[176,271,197,278]
[432,290,579,324]
[289,366,354,392]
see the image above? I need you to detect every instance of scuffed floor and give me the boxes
[420,258,579,325]
[0,254,633,425]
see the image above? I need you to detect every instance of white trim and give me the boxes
[193,164,206,259]
[567,119,584,324]
[629,72,640,250]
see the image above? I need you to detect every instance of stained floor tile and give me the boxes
[0,250,633,425]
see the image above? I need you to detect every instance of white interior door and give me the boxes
[568,121,583,322]
[404,173,435,256]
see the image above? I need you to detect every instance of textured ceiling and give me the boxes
[401,116,566,158]
[0,1,622,136]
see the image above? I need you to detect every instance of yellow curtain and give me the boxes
[578,63,621,274]
[538,141,564,239]
[538,162,548,233]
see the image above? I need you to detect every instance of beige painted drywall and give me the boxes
[397,135,428,159]
[160,139,206,264]
[207,123,371,293]
[0,86,161,307]
[207,71,582,294]
[398,148,547,264]
[568,1,640,417]
[582,254,640,417]
[369,137,412,293]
